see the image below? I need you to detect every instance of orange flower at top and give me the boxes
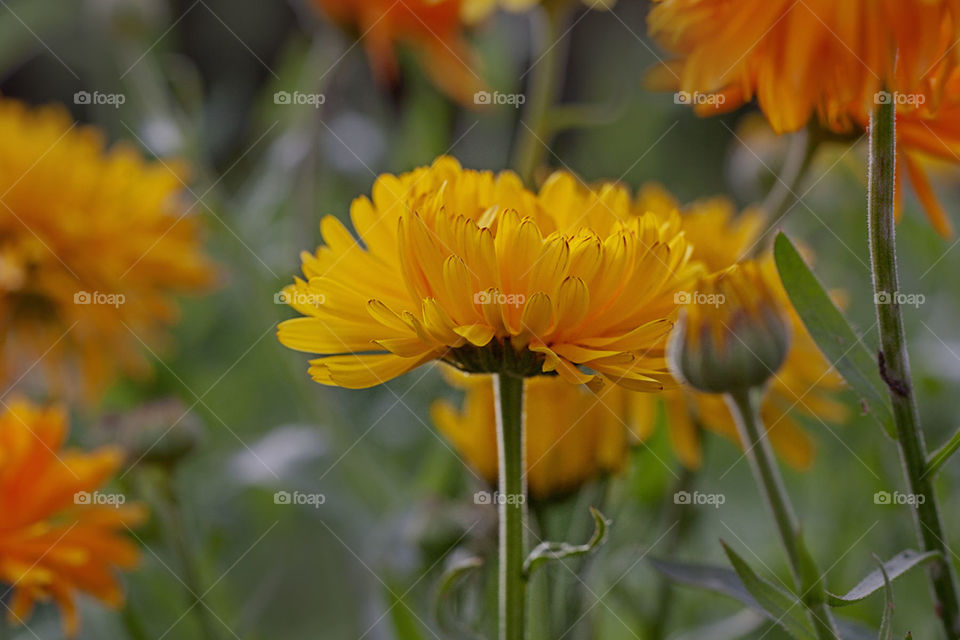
[310,0,483,103]
[648,0,960,133]
[0,399,145,636]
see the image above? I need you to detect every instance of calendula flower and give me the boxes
[0,399,145,636]
[648,0,960,236]
[277,156,692,390]
[648,0,960,133]
[0,99,215,399]
[432,367,631,498]
[309,0,484,103]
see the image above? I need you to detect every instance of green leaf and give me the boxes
[926,425,960,478]
[386,581,428,640]
[877,556,895,640]
[522,507,610,578]
[721,541,818,640]
[773,233,895,437]
[433,554,485,640]
[649,556,877,640]
[826,550,939,607]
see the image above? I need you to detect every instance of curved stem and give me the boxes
[727,388,838,640]
[511,2,571,184]
[495,374,527,640]
[867,96,960,638]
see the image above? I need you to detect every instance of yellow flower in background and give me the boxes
[0,399,145,636]
[0,99,215,400]
[647,0,960,133]
[278,156,691,391]
[432,367,631,498]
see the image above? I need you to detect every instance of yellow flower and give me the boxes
[277,156,692,390]
[0,99,215,399]
[432,366,632,498]
[0,399,146,636]
[647,0,960,134]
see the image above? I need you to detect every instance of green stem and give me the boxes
[495,374,527,640]
[511,1,571,184]
[867,96,960,638]
[727,388,838,640]
[158,471,221,640]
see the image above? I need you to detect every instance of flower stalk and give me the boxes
[495,373,527,640]
[727,388,839,640]
[867,94,960,638]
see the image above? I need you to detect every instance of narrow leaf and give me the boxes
[826,550,939,607]
[721,541,818,640]
[774,233,895,436]
[926,426,960,478]
[649,556,878,640]
[522,507,610,578]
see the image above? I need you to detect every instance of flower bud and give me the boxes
[668,262,791,394]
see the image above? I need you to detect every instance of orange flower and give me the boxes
[0,399,145,636]
[310,0,483,103]
[647,0,960,236]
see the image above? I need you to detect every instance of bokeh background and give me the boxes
[4,0,960,638]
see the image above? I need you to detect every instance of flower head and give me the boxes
[648,0,960,133]
[432,367,631,498]
[0,399,145,636]
[669,261,791,394]
[0,99,215,399]
[309,0,484,103]
[277,156,692,390]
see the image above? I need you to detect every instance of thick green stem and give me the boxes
[511,2,570,184]
[495,374,527,640]
[867,96,960,638]
[727,388,838,640]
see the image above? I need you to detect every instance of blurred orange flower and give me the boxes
[310,0,484,103]
[0,399,145,636]
[647,0,960,236]
[0,98,215,399]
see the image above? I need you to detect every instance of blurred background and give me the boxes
[4,0,960,638]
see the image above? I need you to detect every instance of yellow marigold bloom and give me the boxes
[0,399,145,636]
[432,367,631,498]
[0,99,215,399]
[277,156,692,390]
[648,0,960,134]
